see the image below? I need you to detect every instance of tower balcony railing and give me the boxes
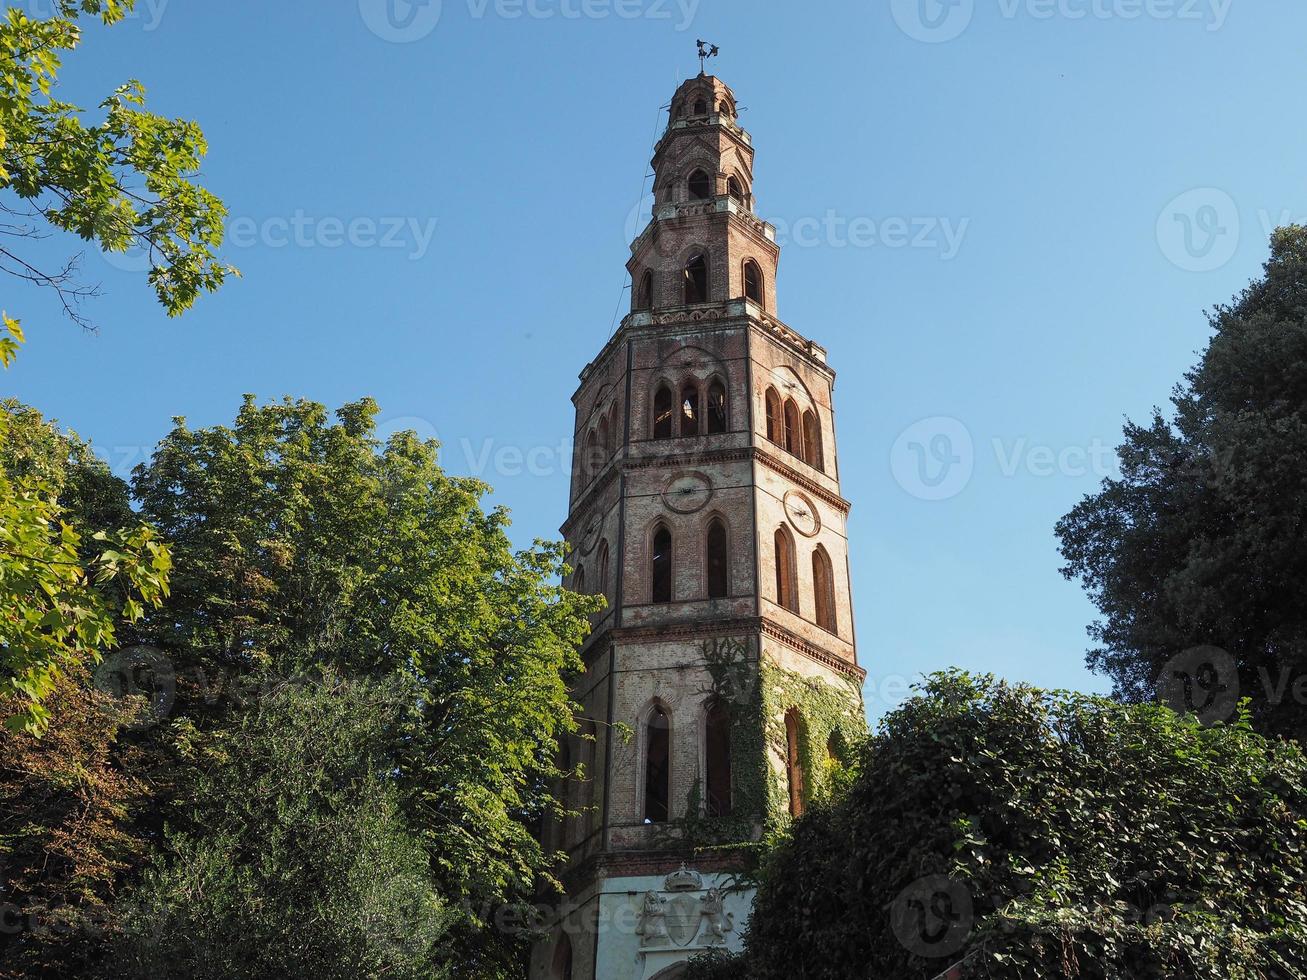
[628,197,775,254]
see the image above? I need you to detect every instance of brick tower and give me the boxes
[530,73,865,980]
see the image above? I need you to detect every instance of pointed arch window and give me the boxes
[802,410,823,471]
[583,429,599,479]
[598,416,611,458]
[774,526,798,614]
[783,399,802,457]
[573,564,585,595]
[706,517,728,599]
[764,387,782,443]
[704,699,732,817]
[693,98,708,116]
[680,383,701,437]
[644,705,670,823]
[707,379,727,434]
[687,169,712,201]
[785,709,805,818]
[727,175,745,205]
[653,385,674,439]
[597,539,610,602]
[743,260,764,307]
[651,525,672,604]
[637,269,653,310]
[812,546,837,633]
[552,932,574,980]
[684,253,709,304]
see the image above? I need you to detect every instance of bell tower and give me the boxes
[531,72,865,980]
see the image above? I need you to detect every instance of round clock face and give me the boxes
[661,471,714,514]
[783,490,821,537]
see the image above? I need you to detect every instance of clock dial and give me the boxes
[783,490,821,537]
[662,471,714,514]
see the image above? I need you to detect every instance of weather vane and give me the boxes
[697,39,719,74]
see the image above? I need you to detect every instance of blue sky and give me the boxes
[5,0,1306,721]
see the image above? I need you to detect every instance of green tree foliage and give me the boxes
[1057,227,1307,740]
[108,673,451,980]
[0,396,170,734]
[0,668,156,979]
[1,0,234,324]
[691,673,1307,980]
[128,395,601,974]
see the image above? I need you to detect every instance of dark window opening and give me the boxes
[813,546,837,633]
[653,385,674,439]
[765,388,782,443]
[651,526,672,604]
[680,383,701,437]
[693,98,707,115]
[637,269,653,310]
[688,169,712,201]
[707,380,727,434]
[684,253,709,304]
[597,540,610,602]
[728,175,745,204]
[644,706,670,822]
[706,518,728,599]
[803,410,823,470]
[705,699,732,817]
[783,399,802,457]
[775,527,798,614]
[744,260,764,306]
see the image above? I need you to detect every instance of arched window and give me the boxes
[693,98,708,116]
[552,932,574,980]
[598,416,611,458]
[704,699,732,817]
[687,169,712,201]
[743,260,764,306]
[764,387,782,443]
[802,410,823,470]
[653,385,674,439]
[684,253,709,304]
[582,430,598,479]
[651,525,672,604]
[707,379,727,434]
[706,517,728,599]
[727,175,745,205]
[785,708,805,818]
[644,705,670,823]
[597,539,610,602]
[774,526,798,614]
[812,546,837,633]
[637,269,653,310]
[680,383,700,437]
[783,399,802,457]
[573,564,586,595]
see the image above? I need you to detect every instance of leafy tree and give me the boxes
[692,673,1307,980]
[1,0,233,325]
[1057,227,1307,740]
[0,668,156,980]
[0,395,170,734]
[129,395,601,974]
[109,672,452,980]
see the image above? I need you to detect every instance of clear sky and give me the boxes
[6,0,1306,722]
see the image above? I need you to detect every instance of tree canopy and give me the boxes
[1057,226,1307,740]
[691,672,1307,980]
